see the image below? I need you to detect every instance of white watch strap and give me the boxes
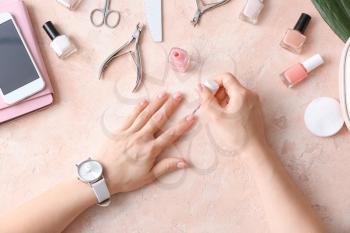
[91,177,111,206]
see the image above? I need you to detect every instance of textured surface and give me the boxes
[0,0,349,233]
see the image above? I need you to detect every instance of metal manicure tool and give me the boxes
[191,0,232,26]
[98,23,144,93]
[90,0,121,29]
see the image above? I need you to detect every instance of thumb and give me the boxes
[150,157,188,180]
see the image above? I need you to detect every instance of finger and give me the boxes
[219,96,229,107]
[215,87,227,102]
[198,83,220,107]
[120,99,149,130]
[154,114,196,153]
[149,157,188,180]
[128,92,169,132]
[142,92,183,135]
[198,84,221,115]
[215,73,246,97]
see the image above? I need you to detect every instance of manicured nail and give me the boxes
[186,114,195,122]
[177,161,187,169]
[173,92,183,101]
[158,92,168,99]
[139,99,148,106]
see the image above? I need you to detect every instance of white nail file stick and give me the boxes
[144,0,163,42]
[304,97,344,137]
[193,79,220,114]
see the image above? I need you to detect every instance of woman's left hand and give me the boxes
[97,92,196,195]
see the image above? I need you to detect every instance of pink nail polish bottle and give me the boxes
[168,47,191,73]
[280,13,311,54]
[280,54,324,88]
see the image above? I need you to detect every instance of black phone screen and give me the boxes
[0,19,40,95]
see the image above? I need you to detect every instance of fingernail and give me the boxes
[158,92,168,99]
[186,114,195,122]
[139,99,148,106]
[173,92,183,101]
[177,161,187,169]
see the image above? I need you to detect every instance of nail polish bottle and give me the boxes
[56,0,82,10]
[168,48,191,73]
[280,54,324,88]
[280,13,311,54]
[43,21,77,59]
[239,0,264,24]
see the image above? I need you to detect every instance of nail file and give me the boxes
[144,0,162,42]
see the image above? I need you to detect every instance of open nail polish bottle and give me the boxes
[239,0,264,24]
[43,21,77,59]
[280,54,324,88]
[280,13,311,54]
[168,48,191,73]
[56,0,82,10]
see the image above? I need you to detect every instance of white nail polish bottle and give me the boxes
[56,0,82,10]
[43,21,77,59]
[239,0,264,25]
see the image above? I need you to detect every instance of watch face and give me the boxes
[78,160,103,183]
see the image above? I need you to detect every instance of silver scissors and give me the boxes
[98,23,144,93]
[90,0,121,28]
[192,0,231,26]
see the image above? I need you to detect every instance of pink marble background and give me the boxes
[1,0,350,232]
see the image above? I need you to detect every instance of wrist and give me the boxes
[97,159,120,195]
[75,158,112,206]
[65,178,97,208]
[242,139,272,161]
[103,176,119,195]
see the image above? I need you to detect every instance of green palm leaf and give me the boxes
[312,0,350,42]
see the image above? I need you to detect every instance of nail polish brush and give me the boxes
[193,79,220,114]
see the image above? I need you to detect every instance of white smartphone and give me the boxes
[0,12,45,105]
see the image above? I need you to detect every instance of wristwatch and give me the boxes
[76,158,111,207]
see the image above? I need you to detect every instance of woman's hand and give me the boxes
[96,92,196,195]
[199,74,328,233]
[199,73,267,154]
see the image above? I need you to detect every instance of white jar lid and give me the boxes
[304,97,344,137]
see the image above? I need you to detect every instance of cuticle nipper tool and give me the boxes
[192,0,232,26]
[98,23,144,93]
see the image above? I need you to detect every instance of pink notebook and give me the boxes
[0,0,53,123]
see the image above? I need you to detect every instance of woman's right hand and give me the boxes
[199,73,267,155]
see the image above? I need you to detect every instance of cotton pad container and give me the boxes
[304,97,344,137]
